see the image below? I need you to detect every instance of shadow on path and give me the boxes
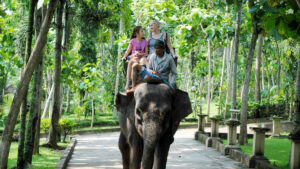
[67,128,248,169]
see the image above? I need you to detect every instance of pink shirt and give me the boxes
[130,38,148,54]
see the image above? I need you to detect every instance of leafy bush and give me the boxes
[212,114,224,120]
[0,113,7,127]
[59,118,75,142]
[236,95,286,118]
[40,119,51,135]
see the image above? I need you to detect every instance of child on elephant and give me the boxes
[122,26,149,91]
[129,40,177,92]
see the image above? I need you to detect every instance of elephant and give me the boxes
[115,83,192,169]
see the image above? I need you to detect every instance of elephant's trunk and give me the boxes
[141,122,160,169]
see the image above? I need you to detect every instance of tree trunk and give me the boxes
[63,3,70,114]
[231,5,242,109]
[185,50,192,91]
[218,44,227,115]
[206,40,211,120]
[109,29,114,73]
[23,5,45,164]
[42,83,54,118]
[48,0,65,148]
[0,0,57,168]
[59,1,69,116]
[199,76,204,115]
[17,0,37,168]
[239,0,259,145]
[291,44,300,137]
[290,88,294,119]
[225,39,234,113]
[91,89,95,128]
[276,42,281,95]
[191,49,195,87]
[210,50,215,100]
[255,33,263,102]
[0,74,7,113]
[113,16,124,118]
[271,73,275,87]
[33,4,47,155]
[267,71,271,113]
[59,84,64,116]
[285,86,289,116]
[261,50,265,90]
[184,56,190,90]
[66,85,71,113]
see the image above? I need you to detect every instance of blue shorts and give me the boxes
[138,67,161,79]
[138,67,174,89]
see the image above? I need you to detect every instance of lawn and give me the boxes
[61,113,119,128]
[8,141,69,169]
[187,99,220,119]
[223,137,290,169]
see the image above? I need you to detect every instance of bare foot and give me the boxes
[125,85,130,91]
[125,88,135,94]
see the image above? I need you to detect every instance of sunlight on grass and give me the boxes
[8,141,69,169]
[188,99,220,119]
[239,138,290,169]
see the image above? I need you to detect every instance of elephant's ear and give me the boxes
[171,89,192,131]
[115,92,134,113]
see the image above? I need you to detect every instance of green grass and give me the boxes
[61,113,119,128]
[8,141,69,169]
[76,125,120,132]
[188,99,220,119]
[223,138,290,169]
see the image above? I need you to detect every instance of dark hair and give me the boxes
[154,40,165,49]
[130,26,143,39]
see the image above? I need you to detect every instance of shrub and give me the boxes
[212,114,223,120]
[40,119,51,135]
[59,118,75,142]
[0,113,7,128]
[235,96,286,118]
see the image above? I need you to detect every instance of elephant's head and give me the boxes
[115,83,192,169]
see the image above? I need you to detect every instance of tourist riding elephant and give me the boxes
[115,83,192,169]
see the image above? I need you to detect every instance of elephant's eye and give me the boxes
[136,108,143,122]
[136,108,143,115]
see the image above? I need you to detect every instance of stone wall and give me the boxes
[194,132,279,169]
[262,121,293,133]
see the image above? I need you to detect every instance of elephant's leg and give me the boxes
[129,129,143,169]
[153,134,173,169]
[119,132,130,169]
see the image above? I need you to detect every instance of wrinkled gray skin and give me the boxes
[115,83,192,169]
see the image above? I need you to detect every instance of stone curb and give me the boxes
[194,132,279,169]
[55,139,77,169]
[73,127,121,135]
[71,123,198,135]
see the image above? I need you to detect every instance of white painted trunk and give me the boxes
[206,40,211,120]
[261,51,265,90]
[224,39,234,113]
[91,89,95,128]
[218,44,228,115]
[42,84,54,119]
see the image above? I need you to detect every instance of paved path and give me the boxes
[67,128,248,169]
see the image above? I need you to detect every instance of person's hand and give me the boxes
[136,52,143,57]
[153,71,160,76]
[173,54,178,59]
[122,57,127,61]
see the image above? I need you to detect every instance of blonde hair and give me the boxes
[150,19,160,27]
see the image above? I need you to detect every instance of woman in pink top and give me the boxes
[122,26,149,91]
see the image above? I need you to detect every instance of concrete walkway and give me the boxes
[67,128,248,169]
